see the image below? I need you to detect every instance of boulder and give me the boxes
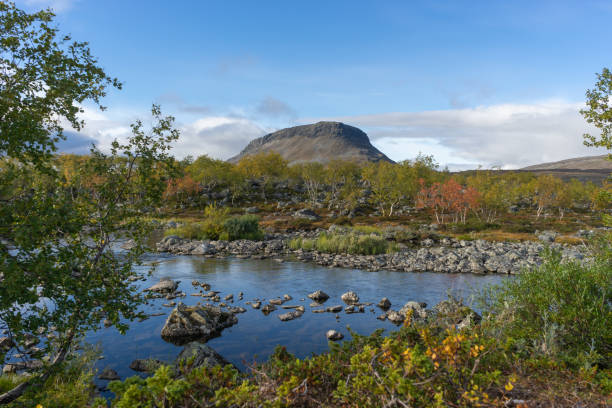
[98,367,120,380]
[145,278,179,293]
[537,230,557,243]
[377,297,391,310]
[399,301,428,320]
[432,298,481,330]
[161,303,238,345]
[326,330,343,341]
[326,305,343,313]
[294,208,321,221]
[175,342,231,371]
[278,310,304,322]
[341,291,359,304]
[308,290,329,302]
[386,310,405,325]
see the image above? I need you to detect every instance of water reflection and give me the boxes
[86,255,507,384]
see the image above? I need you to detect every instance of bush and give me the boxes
[481,246,612,368]
[222,215,263,241]
[447,220,500,233]
[164,214,263,241]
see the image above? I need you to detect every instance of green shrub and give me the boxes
[447,220,500,233]
[481,246,612,368]
[290,232,397,255]
[222,215,263,241]
[4,346,105,408]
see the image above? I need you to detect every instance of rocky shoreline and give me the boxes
[155,230,585,275]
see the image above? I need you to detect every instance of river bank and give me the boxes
[155,230,585,275]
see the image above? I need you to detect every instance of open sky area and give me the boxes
[16,0,612,169]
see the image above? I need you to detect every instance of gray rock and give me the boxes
[294,208,321,221]
[308,290,329,302]
[326,305,343,313]
[537,230,557,243]
[386,310,405,325]
[278,310,304,321]
[326,330,343,341]
[160,303,238,345]
[341,291,359,304]
[399,301,428,320]
[251,301,261,309]
[145,278,178,293]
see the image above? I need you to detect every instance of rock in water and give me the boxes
[161,303,238,345]
[175,342,231,372]
[278,310,304,322]
[377,297,391,310]
[145,278,178,293]
[341,291,359,304]
[308,290,330,302]
[98,367,120,380]
[326,330,343,341]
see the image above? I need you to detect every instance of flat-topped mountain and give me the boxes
[228,121,393,164]
[521,154,612,171]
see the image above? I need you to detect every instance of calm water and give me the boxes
[87,254,506,387]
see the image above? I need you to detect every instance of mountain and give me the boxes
[228,121,393,164]
[521,155,612,171]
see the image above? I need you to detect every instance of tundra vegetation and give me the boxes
[0,1,611,406]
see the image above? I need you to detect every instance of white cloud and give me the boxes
[307,100,608,169]
[60,109,268,160]
[178,116,267,160]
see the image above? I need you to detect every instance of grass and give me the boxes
[289,232,397,255]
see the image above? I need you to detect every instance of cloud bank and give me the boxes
[59,100,607,169]
[310,100,606,169]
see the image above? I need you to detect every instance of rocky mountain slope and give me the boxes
[228,121,393,164]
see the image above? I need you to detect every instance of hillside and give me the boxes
[521,154,612,171]
[228,121,393,165]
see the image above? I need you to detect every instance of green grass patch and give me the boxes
[290,232,397,255]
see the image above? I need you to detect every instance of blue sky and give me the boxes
[17,0,612,168]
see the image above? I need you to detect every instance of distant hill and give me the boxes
[228,121,393,165]
[521,155,612,171]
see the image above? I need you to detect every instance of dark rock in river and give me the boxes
[99,367,120,380]
[377,297,391,310]
[308,290,329,302]
[161,303,238,345]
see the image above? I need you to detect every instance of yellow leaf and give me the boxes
[505,381,514,391]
